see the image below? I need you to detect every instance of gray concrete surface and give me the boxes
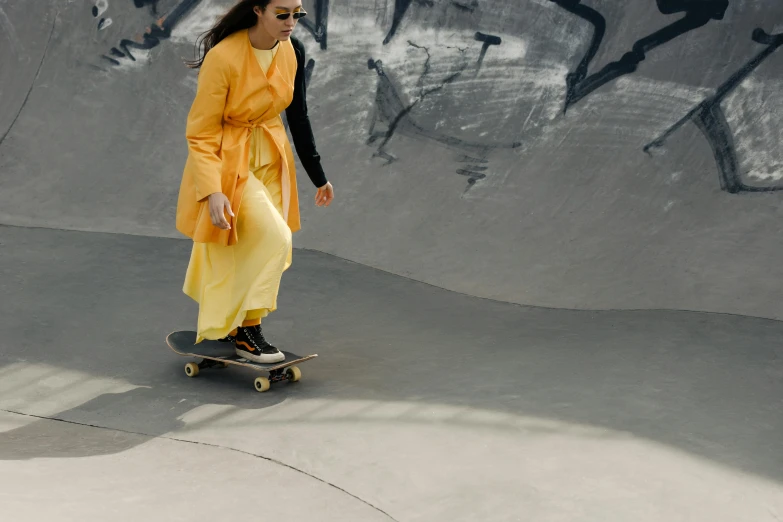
[1,1,782,318]
[0,225,782,520]
[0,411,391,521]
[1,0,783,519]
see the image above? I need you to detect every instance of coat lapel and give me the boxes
[267,40,295,107]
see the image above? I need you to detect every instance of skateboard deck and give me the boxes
[166,330,317,392]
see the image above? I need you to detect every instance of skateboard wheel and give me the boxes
[285,366,302,382]
[184,363,199,377]
[254,376,271,392]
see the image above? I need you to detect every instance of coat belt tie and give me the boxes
[222,115,291,223]
[224,116,280,170]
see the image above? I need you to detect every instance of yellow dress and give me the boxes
[183,42,293,343]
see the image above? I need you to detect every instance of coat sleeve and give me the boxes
[285,38,328,189]
[185,48,230,201]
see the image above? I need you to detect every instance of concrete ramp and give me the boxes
[1,0,782,318]
[2,3,783,519]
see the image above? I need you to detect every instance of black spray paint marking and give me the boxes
[368,41,466,157]
[474,32,501,74]
[367,50,520,190]
[299,0,329,50]
[133,0,160,15]
[451,1,478,14]
[101,47,124,67]
[304,59,316,87]
[366,58,421,159]
[383,0,434,45]
[550,0,728,111]
[101,0,202,65]
[645,28,783,194]
[456,153,490,190]
[407,40,433,94]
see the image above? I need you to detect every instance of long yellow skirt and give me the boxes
[183,134,293,343]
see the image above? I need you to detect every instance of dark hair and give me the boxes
[186,0,271,68]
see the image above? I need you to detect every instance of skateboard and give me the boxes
[166,330,317,392]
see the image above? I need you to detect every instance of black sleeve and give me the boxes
[285,37,328,188]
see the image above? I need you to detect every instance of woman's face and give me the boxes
[254,0,305,41]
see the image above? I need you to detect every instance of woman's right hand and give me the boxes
[208,192,234,230]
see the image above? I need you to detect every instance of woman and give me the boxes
[175,0,334,363]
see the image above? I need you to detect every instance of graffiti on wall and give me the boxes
[383,0,434,45]
[550,0,729,111]
[133,0,163,14]
[299,0,330,50]
[645,28,783,193]
[92,0,782,194]
[547,0,782,192]
[92,0,113,30]
[366,37,521,191]
[355,1,520,191]
[95,0,202,66]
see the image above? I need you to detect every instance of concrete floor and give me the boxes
[2,1,783,518]
[0,224,782,520]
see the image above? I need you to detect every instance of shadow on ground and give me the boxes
[0,225,781,485]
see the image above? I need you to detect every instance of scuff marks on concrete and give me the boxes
[0,11,57,147]
[0,6,22,56]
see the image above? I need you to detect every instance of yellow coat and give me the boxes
[176,30,301,246]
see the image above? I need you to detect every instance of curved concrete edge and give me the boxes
[0,410,395,522]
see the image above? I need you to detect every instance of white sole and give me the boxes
[235,347,285,364]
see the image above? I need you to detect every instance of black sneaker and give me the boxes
[218,333,236,343]
[235,325,285,363]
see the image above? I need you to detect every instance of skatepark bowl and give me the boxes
[1,1,782,520]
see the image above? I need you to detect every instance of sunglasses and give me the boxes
[275,9,307,20]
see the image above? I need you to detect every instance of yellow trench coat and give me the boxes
[176,30,301,246]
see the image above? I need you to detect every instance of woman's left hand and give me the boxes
[315,182,334,207]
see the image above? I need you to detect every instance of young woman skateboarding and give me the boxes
[175,0,333,363]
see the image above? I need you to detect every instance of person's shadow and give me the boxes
[0,375,288,461]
